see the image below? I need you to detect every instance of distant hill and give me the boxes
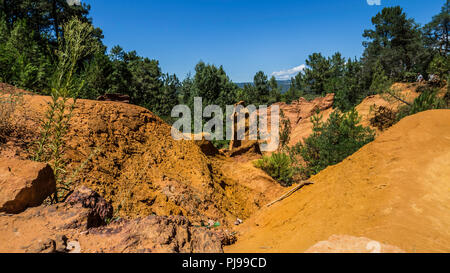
[235,80,291,93]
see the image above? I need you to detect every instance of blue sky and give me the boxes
[83,0,445,82]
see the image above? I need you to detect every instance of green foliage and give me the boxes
[0,0,98,92]
[234,71,281,106]
[0,0,93,41]
[282,73,304,103]
[158,73,180,121]
[211,139,230,150]
[369,60,391,95]
[78,51,112,99]
[401,71,419,83]
[423,1,449,56]
[33,18,99,202]
[0,18,52,91]
[362,6,426,80]
[254,152,295,186]
[268,76,282,104]
[291,110,375,178]
[92,45,180,118]
[279,110,291,150]
[0,92,23,143]
[179,61,239,149]
[334,58,366,112]
[293,52,368,112]
[303,53,331,95]
[128,56,163,110]
[190,61,238,108]
[427,54,450,79]
[252,71,270,104]
[446,74,450,106]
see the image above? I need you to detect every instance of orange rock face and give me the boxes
[270,93,335,146]
[0,189,230,253]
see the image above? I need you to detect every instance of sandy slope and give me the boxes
[0,84,284,227]
[226,110,450,253]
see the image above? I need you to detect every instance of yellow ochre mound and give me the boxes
[226,110,450,253]
[0,86,284,226]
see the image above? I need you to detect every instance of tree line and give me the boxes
[0,0,448,121]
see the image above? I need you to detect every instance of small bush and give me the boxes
[290,109,375,178]
[445,78,450,107]
[370,106,397,131]
[427,54,449,81]
[254,152,295,186]
[416,84,431,93]
[397,87,447,120]
[211,139,229,150]
[279,110,291,150]
[0,93,22,143]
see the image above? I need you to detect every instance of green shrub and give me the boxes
[369,105,397,131]
[370,60,391,95]
[290,109,375,178]
[0,93,23,143]
[401,71,419,83]
[279,110,291,150]
[445,76,450,107]
[211,139,230,150]
[397,87,447,120]
[254,152,295,186]
[33,18,100,202]
[427,54,450,80]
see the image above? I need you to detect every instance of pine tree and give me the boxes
[268,76,281,104]
[423,0,450,56]
[362,6,425,80]
[370,60,391,95]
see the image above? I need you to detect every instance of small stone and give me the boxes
[66,241,81,253]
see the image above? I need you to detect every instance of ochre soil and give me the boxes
[2,82,449,253]
[0,84,284,227]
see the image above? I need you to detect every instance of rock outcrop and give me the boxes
[0,158,55,214]
[268,93,335,147]
[75,216,232,253]
[0,186,234,253]
[65,186,114,228]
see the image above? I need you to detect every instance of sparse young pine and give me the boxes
[254,152,295,187]
[397,87,449,121]
[278,110,291,150]
[370,60,391,95]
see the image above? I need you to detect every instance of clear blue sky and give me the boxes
[83,0,445,82]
